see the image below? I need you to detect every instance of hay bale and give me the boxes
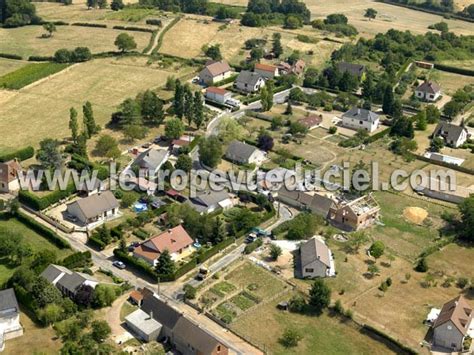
[403,207,428,225]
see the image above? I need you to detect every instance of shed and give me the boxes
[125,308,162,342]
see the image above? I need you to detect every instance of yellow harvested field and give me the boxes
[0,57,194,150]
[0,58,28,77]
[212,0,474,37]
[0,25,152,59]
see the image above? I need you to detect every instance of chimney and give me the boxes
[149,311,153,320]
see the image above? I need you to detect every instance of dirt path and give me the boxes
[105,293,130,341]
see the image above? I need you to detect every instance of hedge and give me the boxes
[0,53,23,60]
[152,16,182,55]
[365,127,391,144]
[112,25,154,33]
[113,248,158,280]
[244,238,263,254]
[212,73,239,87]
[61,251,92,269]
[145,19,162,26]
[18,182,77,211]
[0,146,34,162]
[72,22,107,28]
[361,324,418,355]
[28,55,54,62]
[433,63,474,77]
[16,211,71,249]
[196,237,235,263]
[88,235,107,250]
[142,30,158,54]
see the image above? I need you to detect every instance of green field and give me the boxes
[0,58,28,77]
[0,218,71,285]
[0,63,70,90]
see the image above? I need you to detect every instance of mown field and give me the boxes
[0,62,70,90]
[211,0,474,37]
[0,56,195,149]
[0,58,28,77]
[0,25,152,59]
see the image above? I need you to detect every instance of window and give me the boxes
[359,121,363,125]
[305,268,314,273]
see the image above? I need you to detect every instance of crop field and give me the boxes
[211,0,474,37]
[0,57,195,150]
[0,58,28,77]
[0,62,70,90]
[0,25,152,59]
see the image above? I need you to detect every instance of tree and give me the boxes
[382,86,395,115]
[110,0,124,10]
[269,244,282,261]
[92,284,117,307]
[364,8,377,20]
[289,121,308,136]
[156,250,175,275]
[217,117,244,144]
[183,284,196,300]
[309,279,331,313]
[345,231,369,253]
[83,101,97,137]
[97,0,107,9]
[250,47,264,61]
[284,15,302,29]
[95,135,120,158]
[271,116,283,130]
[338,71,359,92]
[87,0,98,8]
[390,137,417,159]
[443,100,462,119]
[415,257,429,272]
[414,110,427,130]
[369,241,385,259]
[114,33,137,52]
[272,34,283,58]
[40,304,63,325]
[362,72,375,99]
[367,264,379,276]
[425,104,440,123]
[199,136,222,168]
[204,44,222,60]
[183,85,194,127]
[257,131,274,151]
[285,100,293,115]
[37,138,62,170]
[211,216,227,244]
[279,328,302,348]
[164,118,185,140]
[140,90,164,125]
[118,98,141,126]
[1,0,38,27]
[69,107,79,143]
[193,91,204,129]
[43,22,56,37]
[90,320,111,343]
[173,79,184,119]
[459,195,474,241]
[175,154,193,172]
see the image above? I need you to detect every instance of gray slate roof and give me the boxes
[141,290,182,330]
[68,191,119,220]
[342,107,379,123]
[135,148,168,172]
[235,70,263,88]
[125,308,162,335]
[0,288,19,313]
[300,237,331,268]
[336,62,366,77]
[225,140,259,163]
[40,264,71,284]
[433,121,467,142]
[278,187,334,217]
[416,80,441,94]
[41,264,97,294]
[173,316,222,354]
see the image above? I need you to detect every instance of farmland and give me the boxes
[0,58,28,77]
[0,62,70,90]
[0,25,152,59]
[211,0,474,37]
[0,56,196,150]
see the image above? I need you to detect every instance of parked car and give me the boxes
[113,261,126,269]
[245,232,258,244]
[196,267,209,281]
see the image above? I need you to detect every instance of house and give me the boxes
[414,177,474,204]
[298,114,322,130]
[276,187,334,218]
[186,190,233,214]
[341,107,380,133]
[432,121,469,148]
[298,237,335,278]
[199,60,232,85]
[171,135,194,155]
[40,264,98,299]
[0,289,23,352]
[133,225,194,265]
[254,63,279,80]
[225,140,266,166]
[277,60,305,76]
[125,308,162,342]
[205,87,232,105]
[126,177,158,196]
[133,148,169,178]
[234,71,265,93]
[140,288,229,355]
[0,159,21,194]
[432,295,473,352]
[328,194,380,231]
[66,191,119,226]
[336,62,366,79]
[165,188,186,202]
[415,80,441,101]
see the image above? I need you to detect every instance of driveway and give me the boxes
[104,293,134,344]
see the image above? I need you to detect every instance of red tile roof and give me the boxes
[130,290,144,302]
[255,63,277,73]
[206,86,228,95]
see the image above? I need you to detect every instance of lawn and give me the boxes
[0,218,71,285]
[223,261,288,300]
[232,291,398,355]
[211,0,474,37]
[3,308,61,355]
[0,58,28,77]
[0,62,70,90]
[423,68,474,95]
[0,56,196,150]
[0,25,152,59]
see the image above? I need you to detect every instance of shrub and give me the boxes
[243,238,263,254]
[288,294,306,313]
[146,19,162,26]
[0,146,34,162]
[72,22,107,28]
[415,257,428,272]
[457,277,469,289]
[19,183,76,210]
[0,53,23,60]
[328,126,337,134]
[61,251,92,269]
[279,328,302,348]
[183,284,196,300]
